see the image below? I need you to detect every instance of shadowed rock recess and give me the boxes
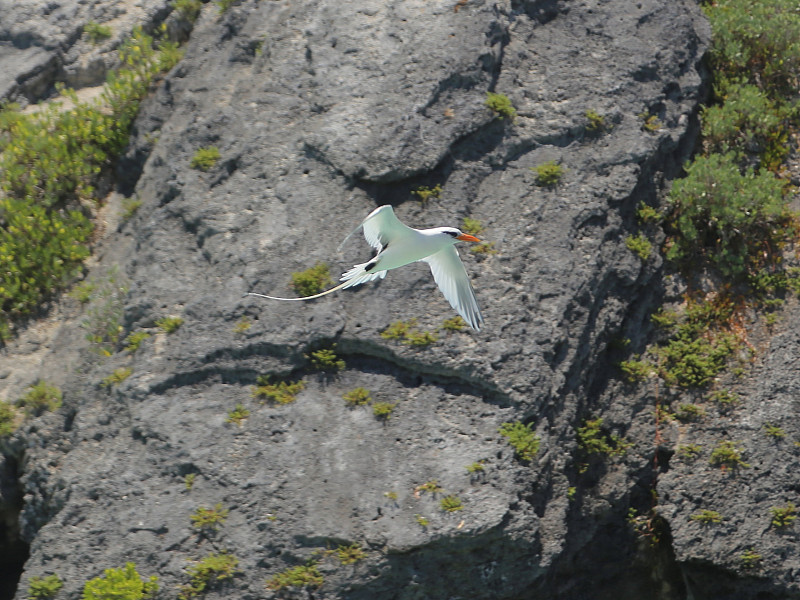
[6,0,795,599]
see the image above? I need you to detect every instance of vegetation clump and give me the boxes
[381,319,438,347]
[84,21,113,44]
[770,502,797,529]
[16,381,62,416]
[709,440,750,469]
[412,184,443,204]
[372,401,396,420]
[677,444,702,461]
[252,376,305,404]
[335,543,366,565]
[532,161,563,187]
[691,510,723,524]
[576,418,631,457]
[343,387,371,406]
[82,563,158,600]
[266,563,323,590]
[172,0,203,22]
[308,347,345,371]
[27,574,63,599]
[499,421,540,462]
[190,503,229,532]
[124,330,150,353]
[625,234,652,261]
[585,109,607,133]
[291,263,332,296]
[156,316,184,333]
[190,146,221,171]
[485,92,516,120]
[740,548,762,569]
[0,402,17,437]
[440,495,464,512]
[179,551,238,599]
[226,403,250,425]
[461,217,484,236]
[102,368,133,388]
[440,316,467,332]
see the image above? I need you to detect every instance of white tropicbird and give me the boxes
[246,205,484,330]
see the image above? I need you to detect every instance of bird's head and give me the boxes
[441,228,481,243]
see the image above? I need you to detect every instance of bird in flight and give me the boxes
[246,205,485,330]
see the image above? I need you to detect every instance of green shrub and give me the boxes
[82,563,158,600]
[27,574,63,599]
[156,316,184,334]
[102,368,132,388]
[709,440,750,469]
[415,514,429,528]
[343,387,371,406]
[381,319,438,347]
[184,473,196,490]
[121,197,143,221]
[291,263,332,296]
[179,551,238,599]
[84,21,113,44]
[0,402,17,437]
[576,418,630,457]
[585,109,607,133]
[190,503,228,532]
[770,502,796,528]
[465,461,485,473]
[625,234,651,261]
[636,202,661,224]
[740,548,762,569]
[641,113,662,132]
[499,421,540,461]
[619,358,651,383]
[81,268,129,356]
[532,161,563,187]
[461,217,484,236]
[190,146,221,171]
[308,347,345,371]
[411,184,443,204]
[665,152,793,279]
[172,0,203,22]
[17,381,62,416]
[216,0,235,13]
[675,403,705,422]
[416,480,442,494]
[485,92,516,120]
[266,563,323,590]
[372,401,395,420]
[440,495,463,512]
[763,423,786,438]
[677,444,702,461]
[440,316,466,332]
[124,330,150,353]
[252,376,305,404]
[335,543,366,565]
[691,510,723,524]
[226,403,249,425]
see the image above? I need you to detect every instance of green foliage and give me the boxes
[636,202,661,224]
[252,376,305,404]
[415,514,429,527]
[172,0,203,22]
[485,92,516,120]
[416,480,442,494]
[440,316,467,332]
[372,401,395,420]
[17,381,62,416]
[156,316,184,333]
[232,316,251,334]
[216,0,236,13]
[190,503,229,532]
[470,241,497,255]
[121,197,143,221]
[619,358,651,383]
[576,418,631,457]
[710,389,739,408]
[411,184,442,204]
[102,368,132,388]
[703,0,800,97]
[124,330,150,353]
[763,423,786,438]
[770,502,796,528]
[343,387,371,406]
[184,473,196,490]
[82,268,129,356]
[82,563,158,600]
[381,319,438,347]
[190,146,221,171]
[625,234,652,261]
[675,403,706,422]
[499,421,540,462]
[308,347,345,371]
[709,440,750,469]
[0,29,179,337]
[179,551,238,599]
[440,495,464,512]
[84,21,113,44]
[0,402,17,437]
[641,113,662,132]
[665,152,793,279]
[335,543,366,565]
[266,563,323,590]
[291,262,332,296]
[465,461,485,474]
[461,217,484,236]
[226,403,249,425]
[532,161,563,187]
[27,574,63,599]
[585,109,607,133]
[677,444,702,461]
[740,548,762,569]
[691,510,723,524]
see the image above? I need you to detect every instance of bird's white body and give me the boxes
[247,205,484,330]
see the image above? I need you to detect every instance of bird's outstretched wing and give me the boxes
[338,205,414,253]
[422,246,484,331]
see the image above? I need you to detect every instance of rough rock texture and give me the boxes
[3,0,796,598]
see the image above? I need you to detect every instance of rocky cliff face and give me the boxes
[3,1,797,599]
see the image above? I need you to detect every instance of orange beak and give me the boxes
[456,233,481,242]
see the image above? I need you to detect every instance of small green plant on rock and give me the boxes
[471,241,498,255]
[440,495,464,512]
[252,376,305,404]
[335,543,366,565]
[0,402,18,437]
[232,316,251,334]
[677,444,702,461]
[343,387,371,406]
[190,146,221,171]
[172,0,203,22]
[576,417,631,457]
[27,574,63,599]
[465,461,485,474]
[416,480,442,495]
[585,109,607,133]
[440,316,467,332]
[226,403,249,425]
[676,403,706,422]
[381,319,438,347]
[190,503,229,532]
[763,423,786,439]
[415,514,429,528]
[640,112,662,132]
[499,421,540,462]
[412,184,443,204]
[485,92,516,120]
[124,330,150,353]
[102,368,133,388]
[291,263,332,296]
[216,0,236,13]
[266,563,323,591]
[372,402,396,420]
[84,21,113,44]
[179,551,238,600]
[619,358,651,383]
[709,440,750,469]
[184,473,196,490]
[636,202,661,224]
[308,347,345,371]
[156,316,184,334]
[740,548,762,569]
[533,161,563,187]
[82,563,158,600]
[710,389,739,409]
[625,234,652,261]
[691,510,723,524]
[16,381,62,416]
[461,217,484,236]
[770,502,796,529]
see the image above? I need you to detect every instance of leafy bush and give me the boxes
[27,574,63,599]
[172,0,203,22]
[440,316,467,332]
[499,421,540,461]
[335,543,366,565]
[226,403,249,425]
[440,495,464,512]
[461,218,483,236]
[770,502,796,528]
[81,268,129,356]
[190,146,221,171]
[0,402,17,437]
[372,401,395,419]
[252,376,305,404]
[585,109,607,133]
[625,234,652,261]
[411,184,442,204]
[691,510,723,524]
[308,347,345,371]
[266,563,323,590]
[381,319,438,347]
[291,263,332,296]
[84,21,112,44]
[124,330,150,353]
[343,387,371,406]
[532,161,563,187]
[16,381,62,416]
[82,563,158,600]
[190,503,229,532]
[709,440,750,469]
[576,418,630,457]
[156,316,184,333]
[665,152,792,279]
[102,368,132,388]
[485,92,516,120]
[179,551,238,599]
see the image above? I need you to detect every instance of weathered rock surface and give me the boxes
[2,0,796,599]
